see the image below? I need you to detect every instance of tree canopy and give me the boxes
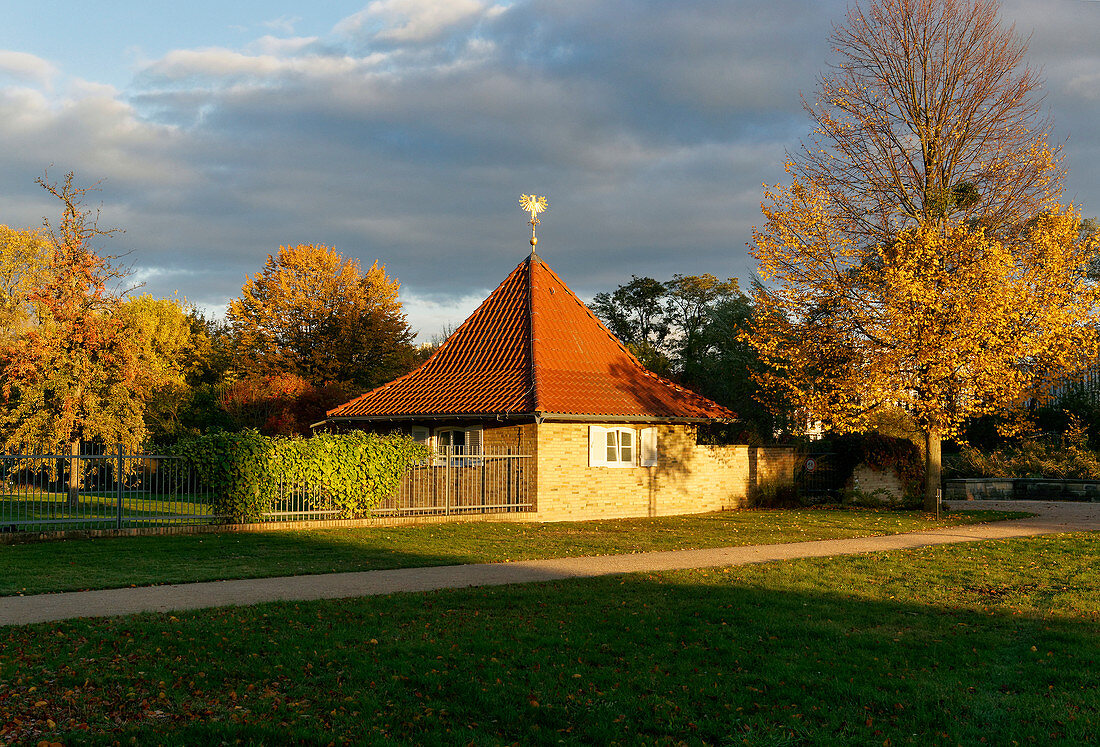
[748,0,1100,508]
[228,244,416,390]
[0,225,50,345]
[0,174,145,453]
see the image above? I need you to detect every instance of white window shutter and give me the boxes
[588,426,607,467]
[466,426,484,465]
[640,427,658,467]
[466,426,483,454]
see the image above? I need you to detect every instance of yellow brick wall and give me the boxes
[530,422,780,521]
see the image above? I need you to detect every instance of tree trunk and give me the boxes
[67,439,80,511]
[924,429,942,513]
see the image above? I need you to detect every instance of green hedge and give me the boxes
[168,431,428,522]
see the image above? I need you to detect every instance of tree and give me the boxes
[591,273,778,437]
[228,244,416,389]
[684,288,795,443]
[0,174,143,505]
[590,276,671,351]
[218,373,357,436]
[749,0,1100,510]
[0,225,50,345]
[114,295,218,441]
[798,0,1061,243]
[664,274,742,386]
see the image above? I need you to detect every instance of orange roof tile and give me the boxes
[327,253,734,422]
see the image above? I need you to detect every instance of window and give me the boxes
[431,426,484,466]
[606,428,632,465]
[589,426,658,468]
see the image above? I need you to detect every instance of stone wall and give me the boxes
[849,464,907,500]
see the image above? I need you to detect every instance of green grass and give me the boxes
[0,532,1095,745]
[0,508,1021,596]
[1,491,212,523]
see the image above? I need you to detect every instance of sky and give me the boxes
[1,0,1098,341]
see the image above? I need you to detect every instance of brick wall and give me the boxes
[530,422,792,521]
[361,420,795,522]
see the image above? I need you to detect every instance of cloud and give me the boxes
[0,0,1096,340]
[0,50,56,88]
[262,15,302,35]
[335,0,490,43]
[399,288,492,342]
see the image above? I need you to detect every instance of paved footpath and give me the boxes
[2,500,1098,627]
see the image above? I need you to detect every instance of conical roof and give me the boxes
[327,253,733,422]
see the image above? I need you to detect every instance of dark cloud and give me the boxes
[0,0,1096,338]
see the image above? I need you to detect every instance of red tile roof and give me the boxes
[327,253,734,422]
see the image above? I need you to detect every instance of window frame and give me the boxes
[589,426,657,468]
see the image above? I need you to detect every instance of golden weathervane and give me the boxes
[519,194,548,250]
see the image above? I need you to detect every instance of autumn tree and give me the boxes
[114,295,218,441]
[218,373,357,436]
[0,174,145,509]
[749,0,1100,509]
[228,244,416,390]
[0,225,50,344]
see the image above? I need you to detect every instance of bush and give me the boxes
[746,478,803,508]
[948,423,1100,479]
[168,431,427,522]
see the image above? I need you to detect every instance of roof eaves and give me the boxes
[324,412,536,423]
[536,412,735,424]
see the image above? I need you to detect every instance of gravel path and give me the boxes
[1,500,1096,627]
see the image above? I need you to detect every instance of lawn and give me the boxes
[0,490,214,527]
[0,507,1021,596]
[0,533,1096,745]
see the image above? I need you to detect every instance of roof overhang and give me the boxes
[534,412,734,425]
[321,412,536,424]
[318,412,733,427]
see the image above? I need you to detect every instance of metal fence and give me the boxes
[1,444,217,531]
[794,452,842,502]
[1,443,534,533]
[379,446,534,516]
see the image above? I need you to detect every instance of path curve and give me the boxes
[1,501,1097,627]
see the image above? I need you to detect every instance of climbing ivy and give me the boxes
[822,432,924,499]
[167,431,427,522]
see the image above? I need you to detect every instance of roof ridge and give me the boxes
[527,253,540,413]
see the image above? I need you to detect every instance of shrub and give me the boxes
[746,478,803,508]
[948,423,1100,479]
[168,431,427,522]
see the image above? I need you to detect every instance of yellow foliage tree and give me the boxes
[114,294,213,439]
[0,225,50,344]
[228,244,415,389]
[748,0,1100,509]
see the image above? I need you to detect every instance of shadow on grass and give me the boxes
[2,548,1097,745]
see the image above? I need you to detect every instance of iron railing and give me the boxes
[1,444,217,531]
[1,444,534,533]
[380,446,534,516]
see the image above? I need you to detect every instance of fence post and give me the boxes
[116,443,125,529]
[444,447,451,516]
[67,440,80,512]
